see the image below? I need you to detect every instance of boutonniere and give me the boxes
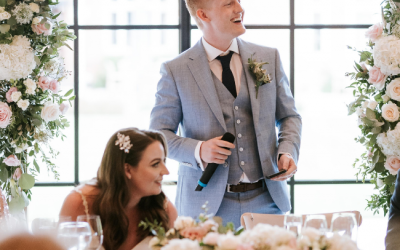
[248,54,271,99]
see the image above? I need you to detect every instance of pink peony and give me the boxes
[180,226,208,241]
[203,232,220,246]
[31,23,53,36]
[237,243,255,250]
[3,155,20,167]
[368,66,386,90]
[49,79,60,94]
[385,156,400,175]
[13,168,22,180]
[0,102,12,128]
[59,102,69,115]
[365,23,383,42]
[38,76,51,91]
[5,87,18,103]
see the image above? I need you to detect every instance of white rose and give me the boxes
[382,102,400,122]
[11,91,22,102]
[368,101,378,110]
[32,16,43,25]
[0,11,11,21]
[383,94,391,103]
[174,216,195,230]
[41,102,60,122]
[362,101,369,109]
[17,99,29,111]
[387,78,400,102]
[217,232,240,250]
[24,78,37,92]
[26,87,35,95]
[29,3,40,13]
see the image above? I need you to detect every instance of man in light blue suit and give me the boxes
[150,0,302,227]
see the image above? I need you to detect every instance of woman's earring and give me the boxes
[127,174,132,180]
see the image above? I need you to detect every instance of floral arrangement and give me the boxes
[248,55,271,99]
[140,204,357,250]
[0,0,75,214]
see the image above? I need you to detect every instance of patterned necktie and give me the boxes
[216,51,237,98]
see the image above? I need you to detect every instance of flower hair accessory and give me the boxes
[115,133,133,153]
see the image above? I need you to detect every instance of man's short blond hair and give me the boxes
[185,0,210,30]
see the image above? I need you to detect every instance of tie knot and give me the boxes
[217,51,234,67]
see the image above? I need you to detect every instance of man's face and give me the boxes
[205,0,245,40]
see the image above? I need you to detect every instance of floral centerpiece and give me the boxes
[0,0,75,214]
[140,204,358,250]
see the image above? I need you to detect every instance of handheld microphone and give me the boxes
[195,132,236,191]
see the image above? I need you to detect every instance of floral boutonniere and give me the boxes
[248,54,271,98]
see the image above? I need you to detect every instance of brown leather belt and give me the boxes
[226,179,263,193]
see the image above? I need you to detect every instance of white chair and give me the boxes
[240,211,362,230]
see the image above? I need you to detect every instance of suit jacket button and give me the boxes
[223,162,228,167]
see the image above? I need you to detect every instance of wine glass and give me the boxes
[304,215,328,233]
[58,221,92,250]
[284,214,302,236]
[330,213,358,242]
[32,216,72,236]
[77,215,103,250]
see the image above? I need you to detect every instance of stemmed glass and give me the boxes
[284,214,303,236]
[304,215,328,233]
[32,216,72,236]
[58,221,92,250]
[77,215,103,250]
[330,213,358,242]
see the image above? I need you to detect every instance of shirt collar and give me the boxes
[202,37,240,62]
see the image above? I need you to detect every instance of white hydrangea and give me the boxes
[12,3,34,24]
[373,35,400,76]
[0,36,36,81]
[239,224,296,249]
[377,123,400,157]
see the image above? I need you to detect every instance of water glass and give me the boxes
[304,215,328,233]
[284,214,302,236]
[330,213,358,242]
[58,221,92,250]
[77,215,103,250]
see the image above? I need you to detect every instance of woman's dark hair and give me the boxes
[92,128,169,250]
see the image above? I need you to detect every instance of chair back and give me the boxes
[240,211,362,230]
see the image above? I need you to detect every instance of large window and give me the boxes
[30,0,387,249]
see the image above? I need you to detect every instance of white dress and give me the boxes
[75,189,165,250]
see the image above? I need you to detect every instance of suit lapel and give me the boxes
[187,40,227,131]
[237,38,260,129]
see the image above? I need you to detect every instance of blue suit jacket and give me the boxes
[150,38,302,217]
[386,170,400,249]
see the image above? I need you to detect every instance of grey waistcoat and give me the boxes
[212,68,264,184]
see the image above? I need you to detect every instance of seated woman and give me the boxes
[60,128,178,250]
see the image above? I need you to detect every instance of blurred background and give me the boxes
[30,0,386,249]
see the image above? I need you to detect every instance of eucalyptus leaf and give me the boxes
[366,108,376,120]
[372,127,382,134]
[8,196,25,214]
[0,24,10,34]
[391,185,396,194]
[33,159,40,173]
[32,119,42,126]
[385,175,396,185]
[19,174,35,190]
[64,89,73,97]
[0,167,8,182]
[375,162,385,173]
[372,150,380,164]
[7,16,16,26]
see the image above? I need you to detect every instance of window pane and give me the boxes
[295,184,387,250]
[242,0,289,25]
[295,29,366,180]
[28,186,74,227]
[78,29,179,182]
[191,30,290,79]
[79,0,178,25]
[36,40,75,183]
[52,0,74,26]
[295,0,382,25]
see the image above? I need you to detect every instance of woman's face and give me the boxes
[128,141,169,197]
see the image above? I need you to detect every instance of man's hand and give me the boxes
[271,154,297,181]
[200,136,235,165]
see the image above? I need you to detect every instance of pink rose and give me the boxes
[59,102,69,115]
[3,155,20,167]
[0,102,12,128]
[31,23,53,36]
[13,168,22,180]
[203,232,220,246]
[38,76,51,91]
[385,156,400,175]
[180,226,208,241]
[368,66,386,90]
[365,23,383,42]
[49,79,60,94]
[237,243,254,250]
[6,87,18,103]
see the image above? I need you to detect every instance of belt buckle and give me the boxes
[226,184,233,193]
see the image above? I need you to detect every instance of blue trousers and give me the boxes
[215,184,283,228]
